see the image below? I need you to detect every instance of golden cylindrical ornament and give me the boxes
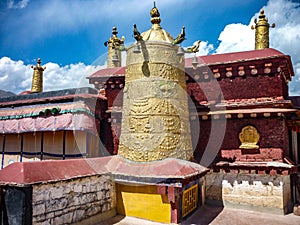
[118,41,193,162]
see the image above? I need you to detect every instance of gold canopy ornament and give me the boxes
[239,125,260,149]
[140,2,174,43]
[251,9,275,50]
[31,58,46,93]
[104,26,125,68]
[118,2,193,162]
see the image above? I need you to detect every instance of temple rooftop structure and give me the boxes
[0,3,300,225]
[0,87,108,168]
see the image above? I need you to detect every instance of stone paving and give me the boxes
[99,205,300,225]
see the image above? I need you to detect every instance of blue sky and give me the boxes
[0,0,300,94]
[0,0,269,65]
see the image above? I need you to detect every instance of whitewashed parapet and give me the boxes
[205,172,292,214]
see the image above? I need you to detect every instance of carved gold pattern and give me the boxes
[239,125,260,149]
[31,58,45,93]
[126,63,186,83]
[119,38,193,162]
[251,9,275,50]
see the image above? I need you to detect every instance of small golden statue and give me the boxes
[239,125,260,149]
[133,24,143,41]
[104,27,125,67]
[251,9,275,50]
[186,40,201,53]
[31,58,46,93]
[173,26,186,45]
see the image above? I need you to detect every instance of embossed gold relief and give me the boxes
[126,43,183,66]
[118,4,193,162]
[126,63,183,82]
[251,9,275,50]
[119,96,190,161]
[31,58,45,93]
[119,60,193,161]
[239,125,260,149]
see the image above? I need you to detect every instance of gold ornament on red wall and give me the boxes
[239,125,260,149]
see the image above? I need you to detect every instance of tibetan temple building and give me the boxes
[0,4,299,225]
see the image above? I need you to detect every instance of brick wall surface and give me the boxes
[187,75,286,102]
[194,117,289,163]
[32,175,115,225]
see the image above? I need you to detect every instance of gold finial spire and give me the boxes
[150,1,161,27]
[104,26,125,68]
[31,58,45,93]
[251,9,275,50]
[138,2,174,43]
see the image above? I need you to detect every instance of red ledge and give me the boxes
[214,161,297,175]
[0,93,106,108]
[185,48,286,67]
[0,156,209,185]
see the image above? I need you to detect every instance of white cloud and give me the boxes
[215,0,300,96]
[1,0,300,96]
[0,57,103,94]
[290,62,300,96]
[185,41,214,58]
[216,23,254,54]
[0,57,32,94]
[197,41,215,56]
[7,0,29,9]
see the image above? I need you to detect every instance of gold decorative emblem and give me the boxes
[31,58,46,93]
[251,9,275,50]
[239,125,260,149]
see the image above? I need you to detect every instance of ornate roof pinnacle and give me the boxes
[259,9,266,19]
[252,9,275,30]
[251,9,275,50]
[32,58,45,71]
[112,26,118,36]
[104,26,125,68]
[104,26,125,50]
[37,58,41,65]
[150,1,161,26]
[139,2,174,43]
[31,58,45,93]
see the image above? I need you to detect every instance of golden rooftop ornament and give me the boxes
[186,40,201,53]
[251,9,275,50]
[118,3,193,162]
[133,24,143,42]
[104,26,125,68]
[150,1,161,26]
[139,2,174,43]
[173,26,186,45]
[31,58,45,93]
